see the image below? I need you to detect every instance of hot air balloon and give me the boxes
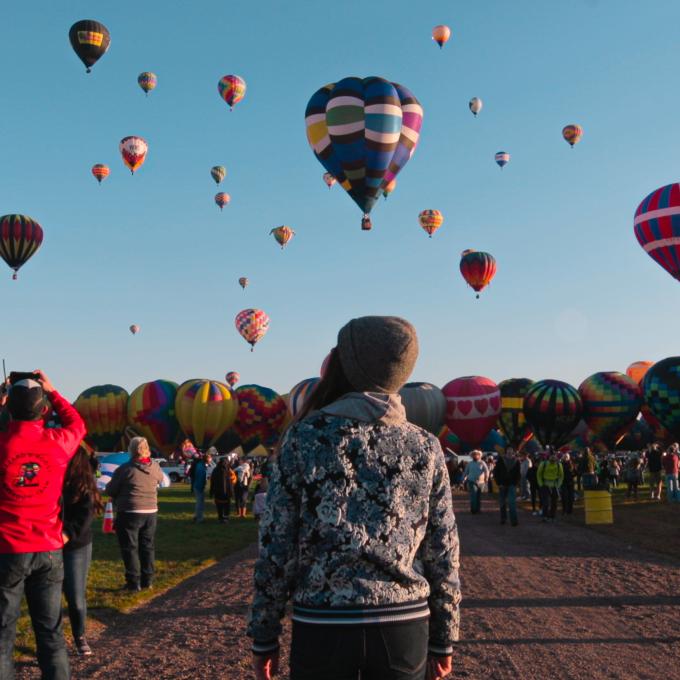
[418,210,444,238]
[578,372,642,448]
[138,72,157,95]
[432,25,451,48]
[119,136,148,174]
[323,172,336,189]
[0,214,44,280]
[305,77,423,230]
[320,351,332,378]
[642,357,680,439]
[288,378,320,417]
[98,452,170,491]
[175,379,238,449]
[91,164,110,184]
[68,20,110,73]
[460,250,497,298]
[442,376,501,446]
[469,97,483,117]
[235,308,270,351]
[270,226,295,249]
[225,371,240,388]
[215,192,231,210]
[238,277,248,290]
[399,382,446,434]
[562,124,583,147]
[498,378,535,448]
[641,403,673,444]
[129,324,140,335]
[495,151,510,169]
[74,384,129,451]
[626,361,654,385]
[211,166,226,184]
[233,385,288,448]
[217,75,246,110]
[382,179,397,199]
[523,380,582,448]
[127,380,181,455]
[634,183,680,282]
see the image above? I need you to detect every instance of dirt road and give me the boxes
[17,494,680,679]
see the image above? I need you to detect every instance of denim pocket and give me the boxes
[378,620,428,675]
[46,550,65,583]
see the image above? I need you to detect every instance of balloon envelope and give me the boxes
[0,214,43,280]
[523,380,582,448]
[238,277,248,289]
[418,210,444,238]
[226,371,240,388]
[119,136,148,174]
[442,376,501,446]
[562,124,583,147]
[399,382,446,434]
[235,309,270,350]
[460,250,497,296]
[69,20,110,73]
[288,378,320,417]
[642,357,680,440]
[626,361,654,385]
[138,72,157,94]
[323,172,336,188]
[469,97,483,116]
[233,385,288,448]
[74,384,129,451]
[495,151,510,168]
[211,166,226,184]
[498,378,534,448]
[270,226,295,249]
[127,380,180,456]
[91,164,110,184]
[217,75,246,109]
[432,25,451,48]
[215,192,230,210]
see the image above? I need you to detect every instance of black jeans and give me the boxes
[561,484,574,515]
[215,498,231,521]
[115,512,157,587]
[540,486,559,519]
[290,620,428,680]
[0,550,69,680]
[63,542,92,639]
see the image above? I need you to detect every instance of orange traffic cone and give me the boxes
[102,500,115,534]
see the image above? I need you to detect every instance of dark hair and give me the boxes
[63,447,104,515]
[7,387,47,421]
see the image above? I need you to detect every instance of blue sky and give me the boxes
[2,0,680,400]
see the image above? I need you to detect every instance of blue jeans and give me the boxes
[115,512,157,587]
[0,550,69,680]
[194,488,205,520]
[469,482,482,513]
[666,475,679,502]
[498,485,518,524]
[63,543,92,639]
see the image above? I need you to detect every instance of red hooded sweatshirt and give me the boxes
[0,391,86,553]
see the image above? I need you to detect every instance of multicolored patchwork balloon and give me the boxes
[74,384,129,451]
[91,164,110,184]
[562,124,583,147]
[460,250,497,298]
[418,210,444,238]
[442,376,501,446]
[138,72,157,95]
[641,403,673,444]
[642,357,680,439]
[523,379,582,448]
[399,382,446,435]
[211,166,226,184]
[498,378,535,448]
[0,214,43,280]
[218,75,246,110]
[288,377,320,417]
[469,97,483,117]
[634,183,680,282]
[119,136,148,174]
[305,77,423,229]
[495,151,510,169]
[233,384,288,448]
[270,226,295,249]
[69,20,110,73]
[578,372,642,448]
[626,361,654,385]
[235,308,270,351]
[127,380,181,455]
[432,25,451,48]
[215,192,231,210]
[175,379,238,449]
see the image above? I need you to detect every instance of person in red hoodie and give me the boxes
[0,371,86,680]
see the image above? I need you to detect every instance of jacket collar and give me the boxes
[319,392,406,425]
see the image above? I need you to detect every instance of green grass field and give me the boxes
[16,485,258,655]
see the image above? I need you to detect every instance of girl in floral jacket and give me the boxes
[247,316,461,680]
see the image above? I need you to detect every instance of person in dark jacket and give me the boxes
[560,453,575,515]
[493,447,520,526]
[62,447,104,656]
[105,437,164,591]
[209,458,235,523]
[189,453,208,523]
[646,444,663,500]
[526,454,540,515]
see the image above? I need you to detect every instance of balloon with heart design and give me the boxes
[442,376,501,446]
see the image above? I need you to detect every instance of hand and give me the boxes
[34,370,55,394]
[62,533,70,544]
[253,651,279,680]
[427,655,452,680]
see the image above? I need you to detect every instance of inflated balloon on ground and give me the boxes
[127,380,180,455]
[626,361,654,385]
[523,380,582,448]
[642,357,680,439]
[74,384,129,451]
[233,385,287,449]
[498,378,534,448]
[442,376,501,446]
[399,382,446,434]
[288,378,320,417]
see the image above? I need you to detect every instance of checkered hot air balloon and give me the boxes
[460,250,497,298]
[233,385,287,449]
[418,210,444,238]
[634,183,680,282]
[562,124,583,147]
[217,75,246,110]
[523,380,583,448]
[642,357,680,440]
[270,226,295,249]
[91,164,110,185]
[119,136,148,174]
[305,77,423,230]
[442,376,501,446]
[235,309,270,351]
[0,214,44,280]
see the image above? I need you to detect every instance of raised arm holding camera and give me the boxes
[0,370,86,680]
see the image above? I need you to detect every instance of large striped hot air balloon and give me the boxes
[235,309,270,351]
[68,20,110,73]
[626,361,654,385]
[418,210,444,238]
[578,372,642,448]
[233,385,288,449]
[523,380,582,448]
[498,378,534,448]
[562,124,583,147]
[74,384,129,451]
[288,377,320,417]
[175,379,238,449]
[0,214,44,280]
[442,376,501,446]
[642,357,680,439]
[217,75,246,110]
[399,382,446,435]
[305,77,423,230]
[460,250,497,298]
[634,183,680,282]
[127,380,180,455]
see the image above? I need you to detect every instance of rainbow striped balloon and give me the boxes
[418,210,444,238]
[288,377,320,417]
[523,380,582,448]
[74,384,129,451]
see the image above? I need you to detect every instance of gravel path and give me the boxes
[16,494,680,679]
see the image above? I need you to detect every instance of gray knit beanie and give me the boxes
[336,316,419,393]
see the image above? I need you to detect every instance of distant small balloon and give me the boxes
[211,166,226,184]
[119,136,148,174]
[238,276,248,290]
[469,97,483,116]
[130,324,140,335]
[91,164,110,184]
[215,192,231,210]
[418,210,444,238]
[226,371,240,388]
[323,172,336,189]
[432,25,451,48]
[562,124,583,147]
[270,225,295,249]
[138,72,157,95]
[495,151,510,169]
[218,75,246,110]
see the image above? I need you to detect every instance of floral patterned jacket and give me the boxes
[247,393,461,657]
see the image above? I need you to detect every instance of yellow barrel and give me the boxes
[584,490,613,524]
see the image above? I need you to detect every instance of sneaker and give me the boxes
[122,583,141,592]
[75,637,93,656]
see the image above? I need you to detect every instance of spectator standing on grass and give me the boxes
[527,453,540,515]
[560,453,575,515]
[625,457,642,500]
[579,447,597,490]
[105,437,164,592]
[486,455,496,495]
[607,456,621,490]
[0,372,85,680]
[234,457,252,518]
[210,457,235,523]
[493,446,520,526]
[519,452,532,500]
[646,444,663,500]
[189,453,208,523]
[463,449,489,514]
[661,444,679,502]
[247,316,459,680]
[537,450,564,522]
